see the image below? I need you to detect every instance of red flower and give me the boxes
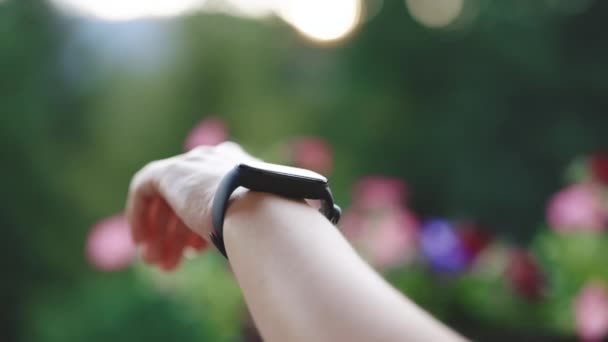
[85,215,136,271]
[183,116,227,151]
[457,222,492,264]
[290,137,333,175]
[574,281,608,342]
[505,249,544,300]
[589,152,608,185]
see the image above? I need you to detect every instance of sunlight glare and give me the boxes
[222,0,276,17]
[277,0,362,43]
[50,0,205,21]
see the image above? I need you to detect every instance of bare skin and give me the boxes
[126,142,466,342]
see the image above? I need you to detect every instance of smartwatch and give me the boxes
[210,160,341,259]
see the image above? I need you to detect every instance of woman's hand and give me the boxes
[126,142,257,270]
[126,142,466,342]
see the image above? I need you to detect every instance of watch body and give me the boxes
[210,161,341,258]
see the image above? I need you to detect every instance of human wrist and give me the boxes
[221,192,311,258]
[224,192,308,231]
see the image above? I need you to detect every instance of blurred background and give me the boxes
[2,0,608,341]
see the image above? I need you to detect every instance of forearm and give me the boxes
[224,192,465,342]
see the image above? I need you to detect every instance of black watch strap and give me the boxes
[319,186,342,225]
[210,167,241,258]
[209,165,341,259]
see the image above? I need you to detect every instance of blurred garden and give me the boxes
[2,0,608,341]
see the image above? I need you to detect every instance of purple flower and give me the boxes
[418,219,468,273]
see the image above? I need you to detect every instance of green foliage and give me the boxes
[533,231,608,332]
[135,255,245,341]
[3,0,608,340]
[23,272,215,342]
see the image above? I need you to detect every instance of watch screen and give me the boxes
[241,160,327,182]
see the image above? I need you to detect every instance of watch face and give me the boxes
[240,160,328,183]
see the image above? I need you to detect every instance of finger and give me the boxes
[143,196,170,264]
[142,196,161,263]
[152,198,172,266]
[126,161,165,243]
[128,194,151,243]
[161,218,189,271]
[186,232,208,251]
[160,214,180,268]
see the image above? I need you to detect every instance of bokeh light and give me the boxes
[49,0,205,21]
[363,0,384,23]
[405,0,464,28]
[220,0,276,17]
[276,0,362,43]
[48,0,362,44]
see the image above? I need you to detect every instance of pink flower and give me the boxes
[341,208,418,269]
[573,281,608,342]
[85,215,135,271]
[183,116,227,151]
[340,176,416,269]
[290,137,333,175]
[546,184,606,233]
[339,209,366,241]
[352,177,408,211]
